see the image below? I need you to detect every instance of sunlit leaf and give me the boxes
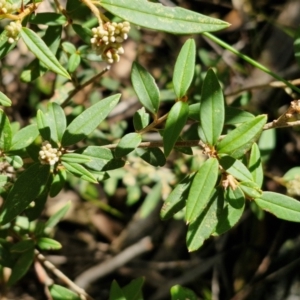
[50,285,81,300]
[173,39,196,99]
[131,62,160,114]
[100,0,230,34]
[61,94,120,146]
[255,192,300,222]
[186,158,219,223]
[20,27,70,79]
[9,124,39,151]
[248,143,264,188]
[115,133,142,158]
[171,285,197,300]
[198,69,224,146]
[0,91,12,107]
[217,115,267,158]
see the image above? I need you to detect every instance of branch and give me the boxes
[35,249,94,300]
[74,236,153,289]
[61,66,110,108]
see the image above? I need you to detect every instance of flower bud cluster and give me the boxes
[5,21,22,44]
[90,21,130,64]
[39,141,63,166]
[0,0,18,14]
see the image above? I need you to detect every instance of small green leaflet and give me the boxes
[0,91,12,107]
[0,110,12,151]
[115,133,142,158]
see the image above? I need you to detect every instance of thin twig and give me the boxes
[225,78,300,97]
[35,249,94,300]
[61,66,110,108]
[101,139,204,150]
[263,119,300,130]
[74,236,153,289]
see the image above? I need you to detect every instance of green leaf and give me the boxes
[47,102,67,145]
[80,146,125,171]
[189,105,255,124]
[198,69,224,146]
[219,155,253,182]
[187,188,221,251]
[21,26,63,82]
[164,101,189,157]
[216,115,267,158]
[248,143,264,188]
[10,240,35,253]
[37,237,62,250]
[50,284,81,300]
[255,192,300,222]
[136,148,166,167]
[140,182,162,218]
[45,202,71,228]
[61,94,120,146]
[122,277,144,300]
[5,155,23,169]
[283,167,300,181]
[37,109,51,140]
[214,186,245,235]
[72,24,92,44]
[8,247,35,286]
[25,179,51,222]
[239,181,262,199]
[160,173,195,220]
[20,27,70,79]
[0,164,50,225]
[294,29,300,66]
[225,106,255,125]
[115,133,142,158]
[171,285,197,300]
[50,169,67,197]
[0,91,12,107]
[173,39,196,99]
[133,107,150,131]
[0,175,8,187]
[0,29,17,60]
[62,42,77,54]
[29,13,67,26]
[68,53,81,73]
[61,153,91,164]
[100,0,230,34]
[9,124,39,151]
[131,62,160,114]
[62,161,98,183]
[109,280,126,300]
[186,158,219,223]
[0,110,12,151]
[258,128,276,163]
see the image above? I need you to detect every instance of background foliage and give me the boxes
[1,0,300,299]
